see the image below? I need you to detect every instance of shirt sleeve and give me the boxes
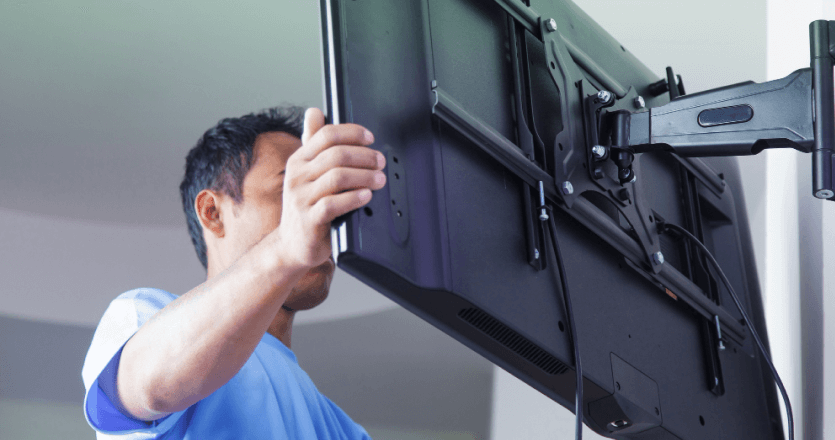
[81,288,187,437]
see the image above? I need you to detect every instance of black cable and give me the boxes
[661,222,794,440]
[541,205,583,440]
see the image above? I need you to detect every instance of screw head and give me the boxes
[539,209,549,221]
[653,251,665,265]
[609,419,629,430]
[816,189,833,199]
[634,95,645,108]
[592,145,607,159]
[597,90,613,103]
[561,181,574,195]
[629,173,637,183]
[545,18,558,32]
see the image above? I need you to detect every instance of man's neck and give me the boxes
[267,308,295,349]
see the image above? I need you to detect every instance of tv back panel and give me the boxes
[319,0,785,438]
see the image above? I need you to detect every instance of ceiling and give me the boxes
[0,0,325,228]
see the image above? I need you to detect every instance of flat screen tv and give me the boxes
[318,0,791,438]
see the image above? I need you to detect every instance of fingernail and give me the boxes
[365,130,374,143]
[359,189,372,201]
[376,152,385,168]
[375,172,386,184]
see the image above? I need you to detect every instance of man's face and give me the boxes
[218,131,335,311]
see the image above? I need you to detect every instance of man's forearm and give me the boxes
[115,230,307,421]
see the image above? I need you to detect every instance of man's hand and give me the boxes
[275,107,386,268]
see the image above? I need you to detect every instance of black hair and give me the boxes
[179,105,306,270]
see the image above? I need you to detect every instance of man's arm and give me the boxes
[113,108,385,421]
[114,231,307,421]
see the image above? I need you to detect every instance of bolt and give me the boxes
[592,145,607,160]
[561,181,574,195]
[545,18,558,32]
[534,248,540,260]
[653,251,665,265]
[629,173,637,183]
[816,189,833,199]
[718,340,726,351]
[538,181,548,220]
[634,95,645,108]
[593,167,605,180]
[619,168,632,183]
[617,188,630,201]
[597,90,613,103]
[431,80,437,89]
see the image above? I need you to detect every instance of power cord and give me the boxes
[660,222,794,440]
[541,205,583,440]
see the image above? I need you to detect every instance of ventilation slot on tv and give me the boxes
[458,308,569,375]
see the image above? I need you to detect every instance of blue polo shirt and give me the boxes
[81,287,371,439]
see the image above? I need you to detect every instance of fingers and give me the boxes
[298,120,374,163]
[302,108,325,147]
[311,188,374,224]
[304,145,385,182]
[292,107,383,225]
[307,167,386,206]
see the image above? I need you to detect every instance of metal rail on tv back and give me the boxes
[432,1,835,354]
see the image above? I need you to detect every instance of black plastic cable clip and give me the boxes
[653,212,668,235]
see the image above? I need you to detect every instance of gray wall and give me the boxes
[0,318,95,439]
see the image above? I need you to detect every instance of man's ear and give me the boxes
[195,189,225,239]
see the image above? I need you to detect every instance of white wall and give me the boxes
[764,2,825,438]
[824,197,835,439]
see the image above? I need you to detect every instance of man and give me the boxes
[81,106,386,439]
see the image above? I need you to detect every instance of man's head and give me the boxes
[179,106,335,311]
